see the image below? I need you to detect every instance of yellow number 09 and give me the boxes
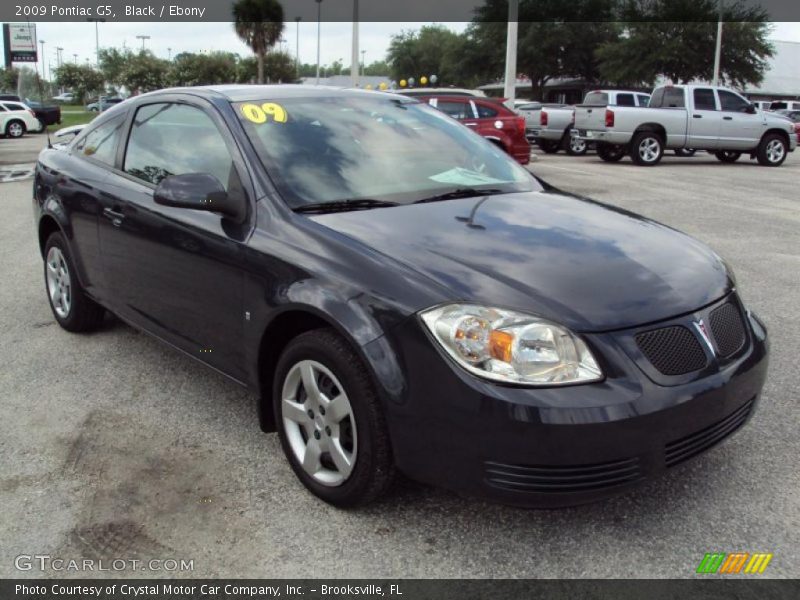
[241,102,288,124]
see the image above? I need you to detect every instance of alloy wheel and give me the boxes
[281,359,357,487]
[46,246,71,318]
[8,122,23,137]
[638,137,660,163]
[765,139,785,164]
[569,136,587,154]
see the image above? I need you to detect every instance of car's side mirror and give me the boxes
[745,104,757,114]
[154,173,246,223]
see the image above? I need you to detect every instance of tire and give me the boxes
[273,328,395,507]
[35,119,46,133]
[5,119,25,138]
[756,133,788,167]
[630,131,664,166]
[714,150,741,163]
[89,107,99,112]
[596,143,626,163]
[537,139,560,154]
[44,232,105,332]
[563,132,588,156]
[674,148,696,157]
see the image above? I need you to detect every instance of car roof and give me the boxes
[135,84,409,103]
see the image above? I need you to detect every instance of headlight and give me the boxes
[420,304,603,386]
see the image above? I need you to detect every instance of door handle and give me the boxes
[103,207,124,227]
[723,116,733,120]
[693,114,703,119]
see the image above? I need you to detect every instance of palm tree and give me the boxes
[232,0,285,84]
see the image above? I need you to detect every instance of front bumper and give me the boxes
[374,295,769,507]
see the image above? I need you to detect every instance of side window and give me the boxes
[718,90,750,112]
[436,101,471,120]
[74,116,124,166]
[662,88,686,108]
[124,103,234,189]
[637,94,650,107]
[5,102,25,111]
[693,88,717,111]
[475,102,498,118]
[0,104,7,112]
[649,88,665,108]
[616,93,635,107]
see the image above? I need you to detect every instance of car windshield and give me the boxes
[234,94,539,209]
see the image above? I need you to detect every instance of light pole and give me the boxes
[73,53,78,64]
[136,35,151,51]
[503,0,519,107]
[712,0,724,85]
[56,47,63,68]
[350,0,359,86]
[39,40,46,82]
[315,0,323,85]
[361,49,366,78]
[87,18,105,66]
[168,47,172,60]
[295,17,301,79]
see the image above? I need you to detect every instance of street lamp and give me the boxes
[350,0,359,86]
[712,0,724,85]
[361,49,366,78]
[73,53,78,64]
[295,17,301,79]
[39,40,46,82]
[315,0,323,85]
[86,18,106,66]
[167,47,172,60]
[136,35,151,51]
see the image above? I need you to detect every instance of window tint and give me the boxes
[475,102,498,118]
[436,100,471,120]
[124,103,234,189]
[770,102,787,110]
[74,116,124,166]
[583,92,609,105]
[662,88,685,108]
[4,102,26,111]
[693,89,716,111]
[0,105,7,112]
[649,88,665,108]
[616,93,635,107]
[718,90,750,112]
[637,94,650,107]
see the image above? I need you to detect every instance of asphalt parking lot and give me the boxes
[1,148,798,579]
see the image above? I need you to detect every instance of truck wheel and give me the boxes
[35,119,46,133]
[756,133,788,167]
[596,143,626,163]
[714,150,741,163]
[631,131,663,166]
[674,148,696,157]
[564,132,588,156]
[537,139,560,154]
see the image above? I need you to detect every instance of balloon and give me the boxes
[420,76,428,85]
[430,74,438,85]
[408,77,415,87]
[378,82,388,90]
[399,79,407,87]
[365,84,373,90]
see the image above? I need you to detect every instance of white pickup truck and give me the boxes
[574,84,796,166]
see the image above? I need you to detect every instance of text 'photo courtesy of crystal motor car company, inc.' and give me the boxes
[33,85,768,508]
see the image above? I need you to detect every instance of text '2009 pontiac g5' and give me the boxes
[33,86,768,508]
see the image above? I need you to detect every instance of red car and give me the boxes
[417,95,531,164]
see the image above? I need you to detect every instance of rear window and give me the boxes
[616,93,635,107]
[583,92,609,105]
[770,102,787,110]
[651,88,685,109]
[637,94,650,107]
[475,103,499,118]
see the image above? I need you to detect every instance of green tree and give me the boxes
[53,63,104,102]
[597,0,773,88]
[236,52,295,83]
[120,51,169,93]
[98,47,130,89]
[0,68,20,93]
[387,25,470,86]
[364,60,390,76]
[232,0,284,84]
[168,52,238,86]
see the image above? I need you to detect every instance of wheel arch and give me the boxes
[38,214,64,258]
[633,123,667,142]
[5,118,26,135]
[761,128,790,146]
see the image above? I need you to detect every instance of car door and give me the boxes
[97,98,253,381]
[687,88,722,149]
[716,89,763,150]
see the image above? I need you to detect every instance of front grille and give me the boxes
[484,457,642,493]
[710,303,746,357]
[636,326,707,375]
[665,398,755,468]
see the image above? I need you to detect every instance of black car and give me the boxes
[32,86,769,508]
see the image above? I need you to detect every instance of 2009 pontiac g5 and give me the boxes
[33,86,769,507]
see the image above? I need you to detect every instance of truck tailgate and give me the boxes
[574,105,607,134]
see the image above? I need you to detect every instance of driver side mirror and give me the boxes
[154,173,246,224]
[745,104,757,114]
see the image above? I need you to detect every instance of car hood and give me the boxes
[309,191,731,332]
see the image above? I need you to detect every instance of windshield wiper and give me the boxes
[413,188,507,204]
[293,199,400,214]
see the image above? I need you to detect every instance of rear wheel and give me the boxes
[674,148,696,157]
[537,139,560,154]
[44,232,105,332]
[596,142,626,163]
[714,150,741,163]
[756,133,788,167]
[630,131,664,166]
[5,120,25,138]
[273,328,395,507]
[563,132,588,156]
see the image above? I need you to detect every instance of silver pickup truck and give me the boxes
[574,84,796,166]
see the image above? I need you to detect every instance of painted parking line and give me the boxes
[0,163,35,183]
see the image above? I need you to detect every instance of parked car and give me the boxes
[86,96,124,112]
[421,94,530,164]
[0,94,60,132]
[769,100,800,111]
[575,84,796,166]
[33,86,768,508]
[0,100,40,137]
[516,103,582,154]
[776,109,800,143]
[396,87,486,98]
[53,92,75,103]
[751,100,772,111]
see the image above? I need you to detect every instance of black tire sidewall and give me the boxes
[597,143,625,162]
[758,134,787,167]
[565,133,588,156]
[272,329,392,507]
[6,120,25,138]
[715,151,741,163]
[538,139,560,154]
[631,132,663,166]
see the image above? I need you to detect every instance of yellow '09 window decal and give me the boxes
[240,102,288,124]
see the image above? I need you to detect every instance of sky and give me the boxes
[12,21,800,79]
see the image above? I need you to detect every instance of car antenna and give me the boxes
[27,18,52,148]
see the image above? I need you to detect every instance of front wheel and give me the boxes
[630,131,664,166]
[537,139,560,154]
[273,329,395,507]
[44,232,105,332]
[564,132,588,156]
[5,120,25,138]
[757,133,788,167]
[674,148,696,157]
[596,143,626,163]
[715,150,741,163]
